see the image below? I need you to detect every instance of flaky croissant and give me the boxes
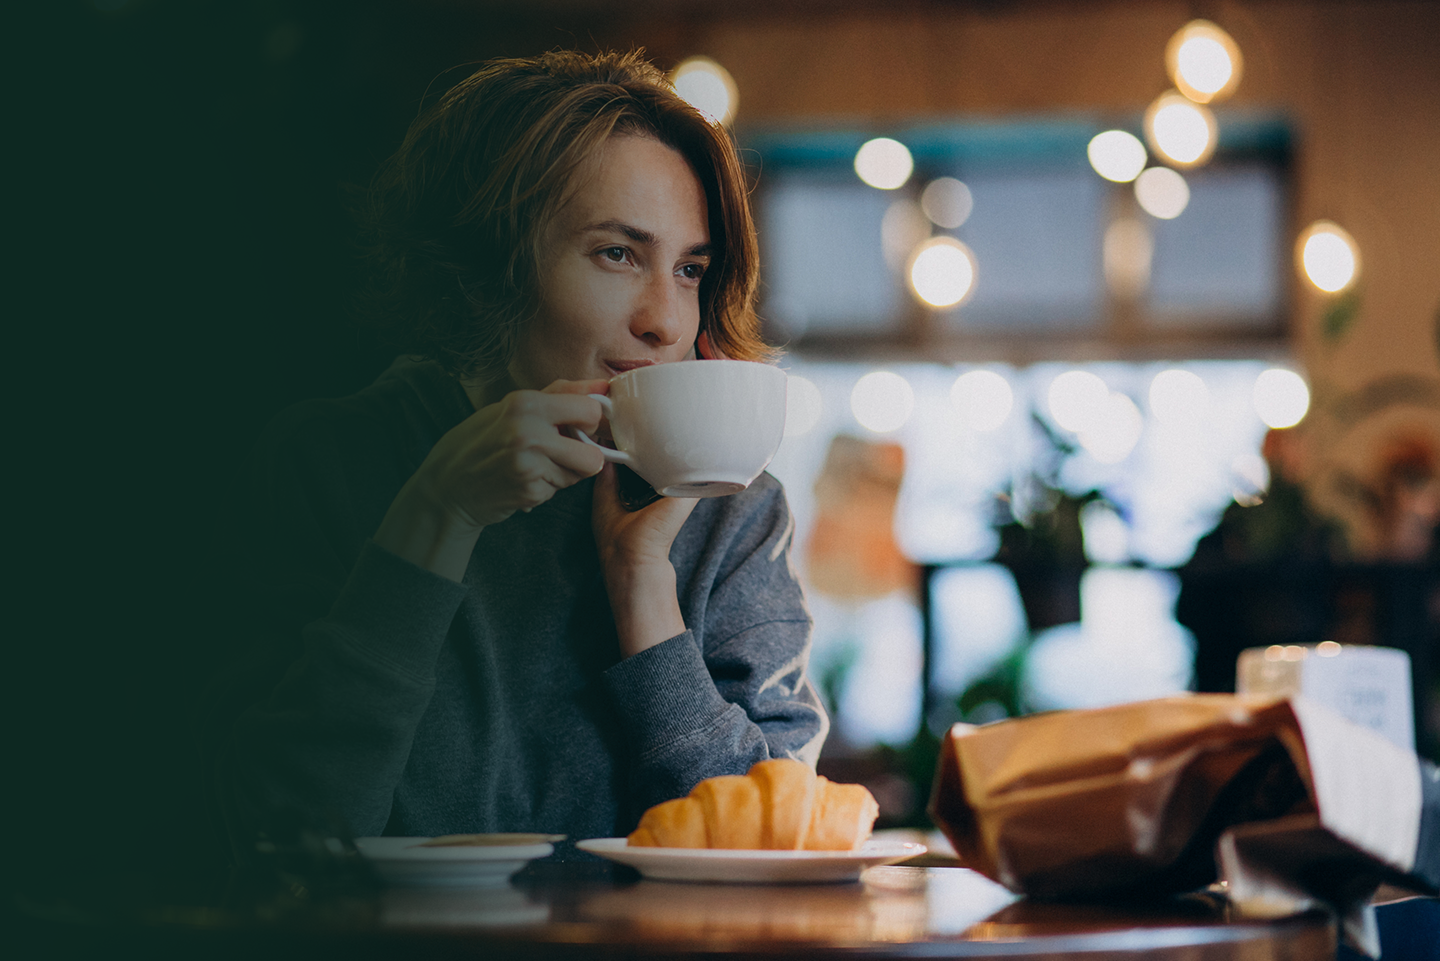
[627,758,879,851]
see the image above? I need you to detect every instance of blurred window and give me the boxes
[1148,164,1284,326]
[746,115,1290,352]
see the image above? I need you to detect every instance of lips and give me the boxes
[605,359,656,376]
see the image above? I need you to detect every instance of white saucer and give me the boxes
[576,838,926,884]
[356,835,557,887]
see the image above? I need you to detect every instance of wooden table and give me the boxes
[372,859,1337,960]
[13,858,1341,960]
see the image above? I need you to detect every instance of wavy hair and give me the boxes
[357,49,768,380]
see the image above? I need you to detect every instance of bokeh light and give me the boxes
[907,236,978,308]
[1148,369,1211,425]
[1079,393,1144,464]
[1134,166,1190,219]
[1048,370,1110,432]
[950,370,1014,432]
[1297,220,1361,293]
[1104,217,1152,297]
[1081,501,1130,564]
[1144,92,1217,167]
[851,371,916,433]
[1166,20,1243,104]
[854,137,914,190]
[1087,130,1148,183]
[1253,368,1310,429]
[881,198,930,271]
[1230,452,1270,505]
[1077,393,1144,464]
[920,177,974,228]
[670,57,738,126]
[783,374,823,438]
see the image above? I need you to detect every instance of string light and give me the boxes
[907,236,977,309]
[1166,20,1243,104]
[670,57,738,126]
[854,138,914,190]
[1296,220,1361,293]
[1144,92,1217,167]
[1134,166,1190,219]
[1087,130,1148,183]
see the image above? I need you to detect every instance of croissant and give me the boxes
[627,758,879,851]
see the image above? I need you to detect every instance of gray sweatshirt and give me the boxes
[205,358,828,859]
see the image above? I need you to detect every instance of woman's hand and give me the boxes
[375,378,610,581]
[592,464,699,658]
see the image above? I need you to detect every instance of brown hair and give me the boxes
[358,49,768,380]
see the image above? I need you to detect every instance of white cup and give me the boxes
[579,360,788,497]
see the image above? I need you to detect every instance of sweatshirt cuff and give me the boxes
[326,540,469,681]
[601,630,731,752]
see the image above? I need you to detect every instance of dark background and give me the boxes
[13,0,708,905]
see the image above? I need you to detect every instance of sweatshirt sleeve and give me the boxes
[203,402,463,861]
[600,476,830,814]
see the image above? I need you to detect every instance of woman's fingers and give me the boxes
[421,382,617,528]
[499,389,606,432]
[542,377,611,397]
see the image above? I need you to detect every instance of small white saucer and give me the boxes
[356,835,557,887]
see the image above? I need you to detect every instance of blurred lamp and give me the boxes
[881,199,930,271]
[950,370,1013,432]
[1087,130,1148,182]
[855,137,914,190]
[671,57,738,126]
[1144,92,1217,167]
[1166,20,1243,104]
[1297,220,1361,293]
[920,177,974,228]
[1134,166,1190,219]
[851,371,915,433]
[1048,370,1109,433]
[783,375,823,438]
[1253,368,1310,429]
[1103,216,1153,297]
[907,236,977,308]
[1079,393,1144,464]
[1148,369,1210,425]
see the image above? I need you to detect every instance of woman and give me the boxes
[205,50,828,860]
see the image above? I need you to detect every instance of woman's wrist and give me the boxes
[604,561,686,658]
[374,477,483,584]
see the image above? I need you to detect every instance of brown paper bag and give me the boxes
[927,694,1430,904]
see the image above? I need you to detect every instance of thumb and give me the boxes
[638,492,700,537]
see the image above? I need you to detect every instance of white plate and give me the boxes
[575,838,926,884]
[356,835,557,887]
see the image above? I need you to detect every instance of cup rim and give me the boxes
[609,358,784,383]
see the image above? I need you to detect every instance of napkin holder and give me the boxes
[1236,643,1414,751]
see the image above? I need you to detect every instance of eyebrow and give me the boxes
[581,219,712,259]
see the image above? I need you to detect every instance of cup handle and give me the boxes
[573,394,633,466]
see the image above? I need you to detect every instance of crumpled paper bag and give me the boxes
[927,694,1439,956]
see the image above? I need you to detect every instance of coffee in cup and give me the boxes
[578,360,787,497]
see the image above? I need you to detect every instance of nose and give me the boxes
[629,273,690,349]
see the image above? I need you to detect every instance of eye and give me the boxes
[678,262,707,282]
[598,246,630,265]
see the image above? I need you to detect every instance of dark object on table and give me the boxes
[1337,896,1440,961]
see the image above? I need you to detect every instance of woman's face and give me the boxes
[507,133,711,391]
